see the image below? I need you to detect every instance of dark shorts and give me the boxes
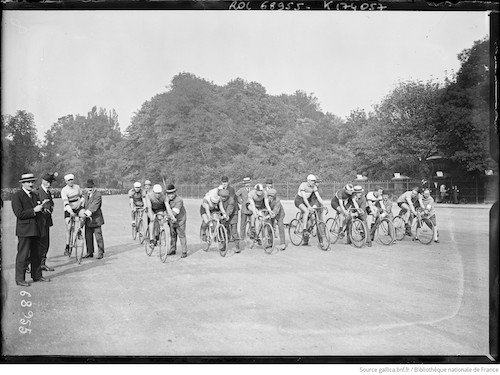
[294,194,319,209]
[64,208,84,219]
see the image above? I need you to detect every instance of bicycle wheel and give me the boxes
[138,219,145,244]
[326,216,342,244]
[377,218,395,245]
[75,229,85,264]
[68,223,75,257]
[159,229,169,262]
[132,217,137,240]
[317,221,330,251]
[417,218,434,245]
[200,225,210,251]
[288,219,303,246]
[349,219,367,248]
[262,222,275,254]
[393,216,406,241]
[218,225,229,257]
[145,227,154,256]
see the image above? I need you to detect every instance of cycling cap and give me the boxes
[134,182,141,188]
[307,174,317,181]
[144,180,152,185]
[243,177,251,183]
[210,195,221,204]
[267,188,277,197]
[64,173,75,181]
[353,185,364,193]
[254,183,264,191]
[344,184,354,192]
[152,184,162,193]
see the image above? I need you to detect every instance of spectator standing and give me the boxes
[220,176,239,243]
[12,173,49,286]
[82,179,105,259]
[439,184,447,203]
[165,184,188,258]
[219,189,240,253]
[34,172,57,271]
[267,189,286,250]
[236,177,252,241]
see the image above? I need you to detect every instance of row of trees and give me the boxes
[1,38,496,188]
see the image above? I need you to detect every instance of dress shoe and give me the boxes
[167,251,176,256]
[41,265,55,272]
[97,254,103,259]
[33,277,51,282]
[83,254,93,258]
[181,252,187,258]
[16,281,30,287]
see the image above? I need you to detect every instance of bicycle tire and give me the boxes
[218,225,229,257]
[326,216,342,245]
[377,218,395,245]
[262,222,275,254]
[145,227,154,256]
[68,222,75,257]
[138,219,145,244]
[75,229,85,264]
[417,218,434,245]
[200,225,210,251]
[132,218,138,240]
[350,219,367,248]
[244,220,253,246]
[317,221,330,251]
[288,219,303,246]
[159,229,169,262]
[393,216,406,241]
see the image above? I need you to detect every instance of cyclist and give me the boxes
[396,186,423,236]
[350,185,372,247]
[366,187,387,240]
[330,183,355,239]
[416,188,439,243]
[219,176,239,242]
[129,181,145,227]
[200,188,229,242]
[248,183,275,239]
[264,178,273,191]
[295,174,327,245]
[61,174,85,255]
[219,189,240,253]
[165,184,188,258]
[145,184,169,248]
[143,180,152,197]
[267,188,286,250]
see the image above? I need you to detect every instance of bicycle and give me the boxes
[326,207,367,248]
[131,207,145,243]
[67,214,85,264]
[368,209,396,245]
[144,212,171,262]
[200,212,229,257]
[411,208,435,245]
[246,210,276,254]
[289,206,330,251]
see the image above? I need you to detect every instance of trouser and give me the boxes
[38,225,50,265]
[16,236,42,282]
[85,225,105,255]
[270,214,286,245]
[240,213,252,240]
[168,220,187,254]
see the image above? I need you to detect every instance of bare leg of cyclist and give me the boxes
[64,217,71,255]
[298,203,309,245]
[200,214,210,242]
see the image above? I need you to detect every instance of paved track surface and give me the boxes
[1,196,490,356]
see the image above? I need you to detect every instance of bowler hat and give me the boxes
[218,189,230,198]
[221,176,229,183]
[86,179,95,188]
[166,184,177,193]
[19,173,36,183]
[42,172,57,183]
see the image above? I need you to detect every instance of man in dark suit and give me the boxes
[220,176,240,243]
[82,179,105,259]
[236,177,252,241]
[11,173,50,286]
[34,172,57,271]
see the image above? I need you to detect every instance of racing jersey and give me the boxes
[397,191,419,205]
[248,189,267,207]
[203,188,220,210]
[335,189,351,202]
[147,192,167,212]
[61,184,83,212]
[128,188,144,207]
[297,182,317,200]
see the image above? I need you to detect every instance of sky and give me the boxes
[1,10,490,140]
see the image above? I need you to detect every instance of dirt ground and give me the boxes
[1,195,491,357]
